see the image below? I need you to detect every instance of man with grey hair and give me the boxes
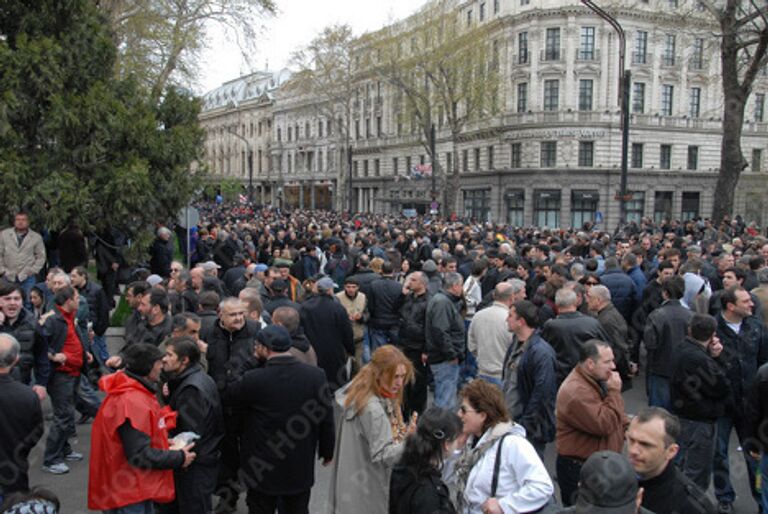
[0,333,44,498]
[426,272,466,409]
[542,287,610,384]
[468,281,524,385]
[587,285,632,390]
[150,226,174,278]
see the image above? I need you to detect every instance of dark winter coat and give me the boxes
[599,269,636,323]
[300,294,354,390]
[78,280,111,336]
[716,313,768,415]
[389,466,456,514]
[398,292,430,352]
[0,374,44,495]
[202,319,261,405]
[671,338,730,422]
[149,237,174,278]
[227,355,334,495]
[368,277,404,329]
[643,300,693,378]
[425,291,465,365]
[541,311,610,384]
[513,331,558,444]
[165,364,224,467]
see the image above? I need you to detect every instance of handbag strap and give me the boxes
[490,433,511,497]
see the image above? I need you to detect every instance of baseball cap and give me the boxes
[317,277,338,292]
[574,451,638,514]
[256,325,292,352]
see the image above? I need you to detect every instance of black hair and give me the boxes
[398,407,462,476]
[123,343,164,376]
[148,288,169,312]
[512,300,539,329]
[578,339,610,363]
[661,275,685,300]
[166,336,201,366]
[54,286,76,306]
[720,286,746,311]
[127,281,150,297]
[689,313,717,342]
[723,267,746,283]
[0,281,25,300]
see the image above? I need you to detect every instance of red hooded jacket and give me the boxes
[88,371,178,510]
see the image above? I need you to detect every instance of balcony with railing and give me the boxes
[661,54,681,67]
[513,52,530,65]
[575,48,601,63]
[631,52,649,66]
[540,49,562,63]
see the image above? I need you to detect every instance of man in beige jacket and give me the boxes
[0,212,46,306]
[335,276,368,372]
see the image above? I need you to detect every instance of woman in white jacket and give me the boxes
[449,380,554,514]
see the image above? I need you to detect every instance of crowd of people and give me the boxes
[0,205,768,514]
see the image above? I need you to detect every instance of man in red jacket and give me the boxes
[88,343,196,513]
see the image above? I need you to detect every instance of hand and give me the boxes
[709,336,724,358]
[421,353,428,365]
[180,443,196,468]
[607,371,622,391]
[750,450,761,460]
[321,457,332,467]
[196,340,208,354]
[106,355,123,369]
[162,383,170,397]
[32,385,47,401]
[481,498,503,514]
[86,352,94,364]
[50,353,67,364]
[628,362,639,377]
[0,311,5,324]
[407,412,419,434]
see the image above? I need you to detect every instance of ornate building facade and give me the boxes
[199,0,768,228]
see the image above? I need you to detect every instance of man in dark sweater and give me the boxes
[671,313,730,492]
[0,333,44,501]
[627,407,716,514]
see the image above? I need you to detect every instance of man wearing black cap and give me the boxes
[263,279,299,316]
[227,325,334,514]
[300,277,354,391]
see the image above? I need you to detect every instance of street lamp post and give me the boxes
[581,0,631,230]
[430,123,437,214]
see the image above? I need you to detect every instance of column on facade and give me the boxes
[564,16,577,111]
[299,182,305,209]
[357,188,363,213]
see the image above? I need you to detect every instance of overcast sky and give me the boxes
[196,0,430,94]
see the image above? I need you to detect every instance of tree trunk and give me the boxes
[712,92,747,223]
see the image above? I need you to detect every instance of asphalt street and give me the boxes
[25,369,757,513]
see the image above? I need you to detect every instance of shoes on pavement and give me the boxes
[717,501,734,514]
[64,451,84,462]
[42,462,70,475]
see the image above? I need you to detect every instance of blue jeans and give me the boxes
[92,334,110,363]
[646,374,671,411]
[362,329,372,364]
[477,374,502,387]
[430,361,459,411]
[103,500,154,514]
[368,327,399,356]
[43,372,76,466]
[713,414,758,504]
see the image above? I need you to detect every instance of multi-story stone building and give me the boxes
[199,0,768,228]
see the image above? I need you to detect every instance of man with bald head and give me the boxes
[0,333,44,498]
[201,297,260,512]
[467,280,525,385]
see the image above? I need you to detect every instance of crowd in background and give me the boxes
[0,204,768,514]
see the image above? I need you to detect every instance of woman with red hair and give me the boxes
[327,345,415,514]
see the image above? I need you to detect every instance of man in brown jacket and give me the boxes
[0,212,46,306]
[555,338,628,507]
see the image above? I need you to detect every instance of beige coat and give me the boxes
[335,291,367,342]
[0,228,46,282]
[327,389,404,514]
